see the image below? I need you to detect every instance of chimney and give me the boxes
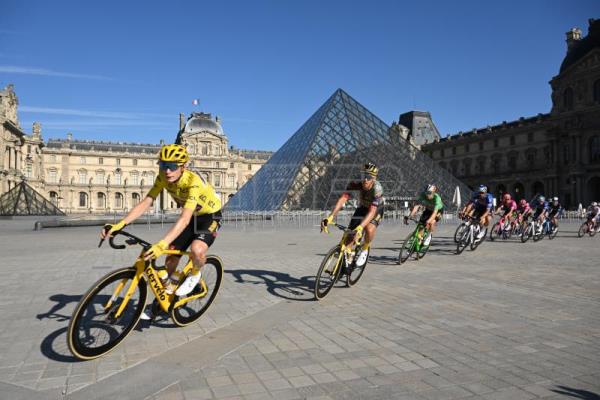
[566,27,582,50]
[67,132,73,141]
[179,113,185,131]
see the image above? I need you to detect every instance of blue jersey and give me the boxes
[470,192,493,210]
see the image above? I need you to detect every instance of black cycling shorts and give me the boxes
[348,206,384,230]
[419,208,443,225]
[169,211,222,252]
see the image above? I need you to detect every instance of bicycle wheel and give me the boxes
[417,233,432,260]
[67,267,147,360]
[578,222,589,238]
[171,256,223,327]
[548,224,558,240]
[315,245,343,300]
[398,233,417,264]
[471,227,487,251]
[532,223,543,242]
[347,248,369,287]
[456,228,470,254]
[521,223,532,243]
[590,225,598,237]
[489,222,501,241]
[453,223,467,243]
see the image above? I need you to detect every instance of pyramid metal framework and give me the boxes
[0,181,65,216]
[227,89,471,211]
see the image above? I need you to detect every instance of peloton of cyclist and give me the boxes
[460,184,493,240]
[321,163,384,267]
[494,193,517,231]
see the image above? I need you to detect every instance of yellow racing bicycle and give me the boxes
[67,230,223,360]
[314,223,369,300]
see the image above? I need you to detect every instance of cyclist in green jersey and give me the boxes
[405,184,444,235]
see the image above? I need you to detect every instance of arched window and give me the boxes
[49,191,58,206]
[593,80,600,104]
[79,192,88,207]
[115,192,123,208]
[132,193,140,206]
[563,87,574,110]
[97,192,106,208]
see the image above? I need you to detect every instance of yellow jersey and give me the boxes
[147,169,222,215]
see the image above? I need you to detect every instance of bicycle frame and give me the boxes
[328,224,361,278]
[104,234,210,319]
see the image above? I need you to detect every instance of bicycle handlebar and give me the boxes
[98,229,151,250]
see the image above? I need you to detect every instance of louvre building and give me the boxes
[0,85,272,215]
[227,89,470,211]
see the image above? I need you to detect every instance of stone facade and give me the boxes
[422,19,600,208]
[0,86,272,214]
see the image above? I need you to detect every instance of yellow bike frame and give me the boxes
[106,248,210,319]
[328,230,361,277]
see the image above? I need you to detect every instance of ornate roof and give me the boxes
[559,18,600,74]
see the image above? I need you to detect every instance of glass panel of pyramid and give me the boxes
[227,89,470,211]
[0,181,65,216]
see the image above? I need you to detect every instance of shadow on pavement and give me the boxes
[36,294,82,322]
[226,268,316,301]
[551,385,600,399]
[40,327,82,363]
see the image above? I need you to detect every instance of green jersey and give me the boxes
[417,192,443,211]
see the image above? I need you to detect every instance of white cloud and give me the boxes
[20,106,172,119]
[0,65,113,80]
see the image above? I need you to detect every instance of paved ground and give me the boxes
[0,218,598,400]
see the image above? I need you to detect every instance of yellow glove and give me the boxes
[144,240,168,260]
[104,220,127,237]
[353,225,364,242]
[320,215,334,234]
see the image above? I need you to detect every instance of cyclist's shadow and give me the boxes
[225,268,316,301]
[37,294,83,363]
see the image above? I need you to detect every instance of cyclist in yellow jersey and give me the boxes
[100,144,222,300]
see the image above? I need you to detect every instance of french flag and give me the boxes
[192,99,199,105]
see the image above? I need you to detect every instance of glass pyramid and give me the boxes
[227,89,470,211]
[0,180,66,216]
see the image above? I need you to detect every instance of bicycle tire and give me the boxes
[453,223,467,243]
[315,245,343,300]
[398,233,416,264]
[548,224,558,240]
[489,222,501,241]
[417,233,432,260]
[590,225,598,237]
[471,227,487,251]
[347,248,369,287]
[67,267,147,360]
[170,256,223,327]
[456,228,470,254]
[578,222,588,237]
[521,223,532,243]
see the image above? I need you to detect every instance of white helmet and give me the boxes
[593,202,598,207]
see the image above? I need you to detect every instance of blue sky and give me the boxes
[0,1,597,151]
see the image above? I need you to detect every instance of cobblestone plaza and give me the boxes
[0,218,598,399]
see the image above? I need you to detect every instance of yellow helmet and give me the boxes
[159,144,189,164]
[364,162,378,177]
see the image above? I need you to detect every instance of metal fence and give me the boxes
[34,208,590,231]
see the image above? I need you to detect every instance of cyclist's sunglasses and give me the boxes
[159,161,181,171]
[362,173,375,181]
